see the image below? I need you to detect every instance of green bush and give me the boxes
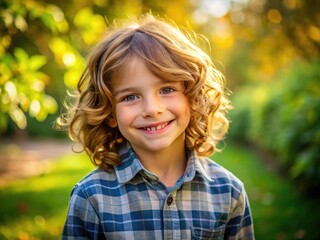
[229,60,320,193]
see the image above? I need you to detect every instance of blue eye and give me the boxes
[160,87,174,94]
[122,95,139,102]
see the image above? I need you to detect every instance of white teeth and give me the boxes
[144,122,168,131]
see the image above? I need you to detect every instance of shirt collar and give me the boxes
[114,142,213,184]
[114,142,145,184]
[183,150,213,182]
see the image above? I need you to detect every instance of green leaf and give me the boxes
[14,48,28,60]
[29,99,41,117]
[40,12,57,32]
[35,109,47,122]
[42,95,58,114]
[29,55,47,71]
[14,48,29,69]
[1,53,14,69]
[9,107,27,129]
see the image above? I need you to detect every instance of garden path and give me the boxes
[0,139,73,186]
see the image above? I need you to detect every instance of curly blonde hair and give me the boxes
[57,15,231,171]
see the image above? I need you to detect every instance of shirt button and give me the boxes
[167,195,173,206]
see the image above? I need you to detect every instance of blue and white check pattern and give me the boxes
[62,142,254,239]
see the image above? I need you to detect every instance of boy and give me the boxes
[60,15,254,239]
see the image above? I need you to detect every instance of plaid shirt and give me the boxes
[62,142,254,239]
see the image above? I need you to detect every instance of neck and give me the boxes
[133,142,187,187]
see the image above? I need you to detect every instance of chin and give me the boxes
[132,141,173,153]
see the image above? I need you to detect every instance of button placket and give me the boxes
[163,191,180,240]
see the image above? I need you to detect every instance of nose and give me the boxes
[142,94,165,118]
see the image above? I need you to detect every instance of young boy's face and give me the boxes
[112,57,191,155]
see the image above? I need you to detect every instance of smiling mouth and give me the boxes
[142,122,170,131]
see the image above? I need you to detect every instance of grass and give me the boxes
[0,153,95,240]
[212,144,320,240]
[0,144,319,239]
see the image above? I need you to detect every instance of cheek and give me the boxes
[114,108,129,138]
[169,96,191,119]
[115,106,126,125]
[115,105,135,128]
[184,105,191,124]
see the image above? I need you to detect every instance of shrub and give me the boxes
[229,60,320,193]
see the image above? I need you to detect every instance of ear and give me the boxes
[106,115,118,128]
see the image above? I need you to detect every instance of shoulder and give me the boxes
[199,157,244,198]
[71,167,118,198]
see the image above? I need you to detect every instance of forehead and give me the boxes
[111,56,153,89]
[120,56,142,77]
[107,30,187,91]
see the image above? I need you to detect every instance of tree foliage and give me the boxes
[229,60,320,193]
[192,0,320,88]
[0,0,66,132]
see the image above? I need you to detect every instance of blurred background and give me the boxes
[0,0,319,239]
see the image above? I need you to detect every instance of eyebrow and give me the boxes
[113,87,138,97]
